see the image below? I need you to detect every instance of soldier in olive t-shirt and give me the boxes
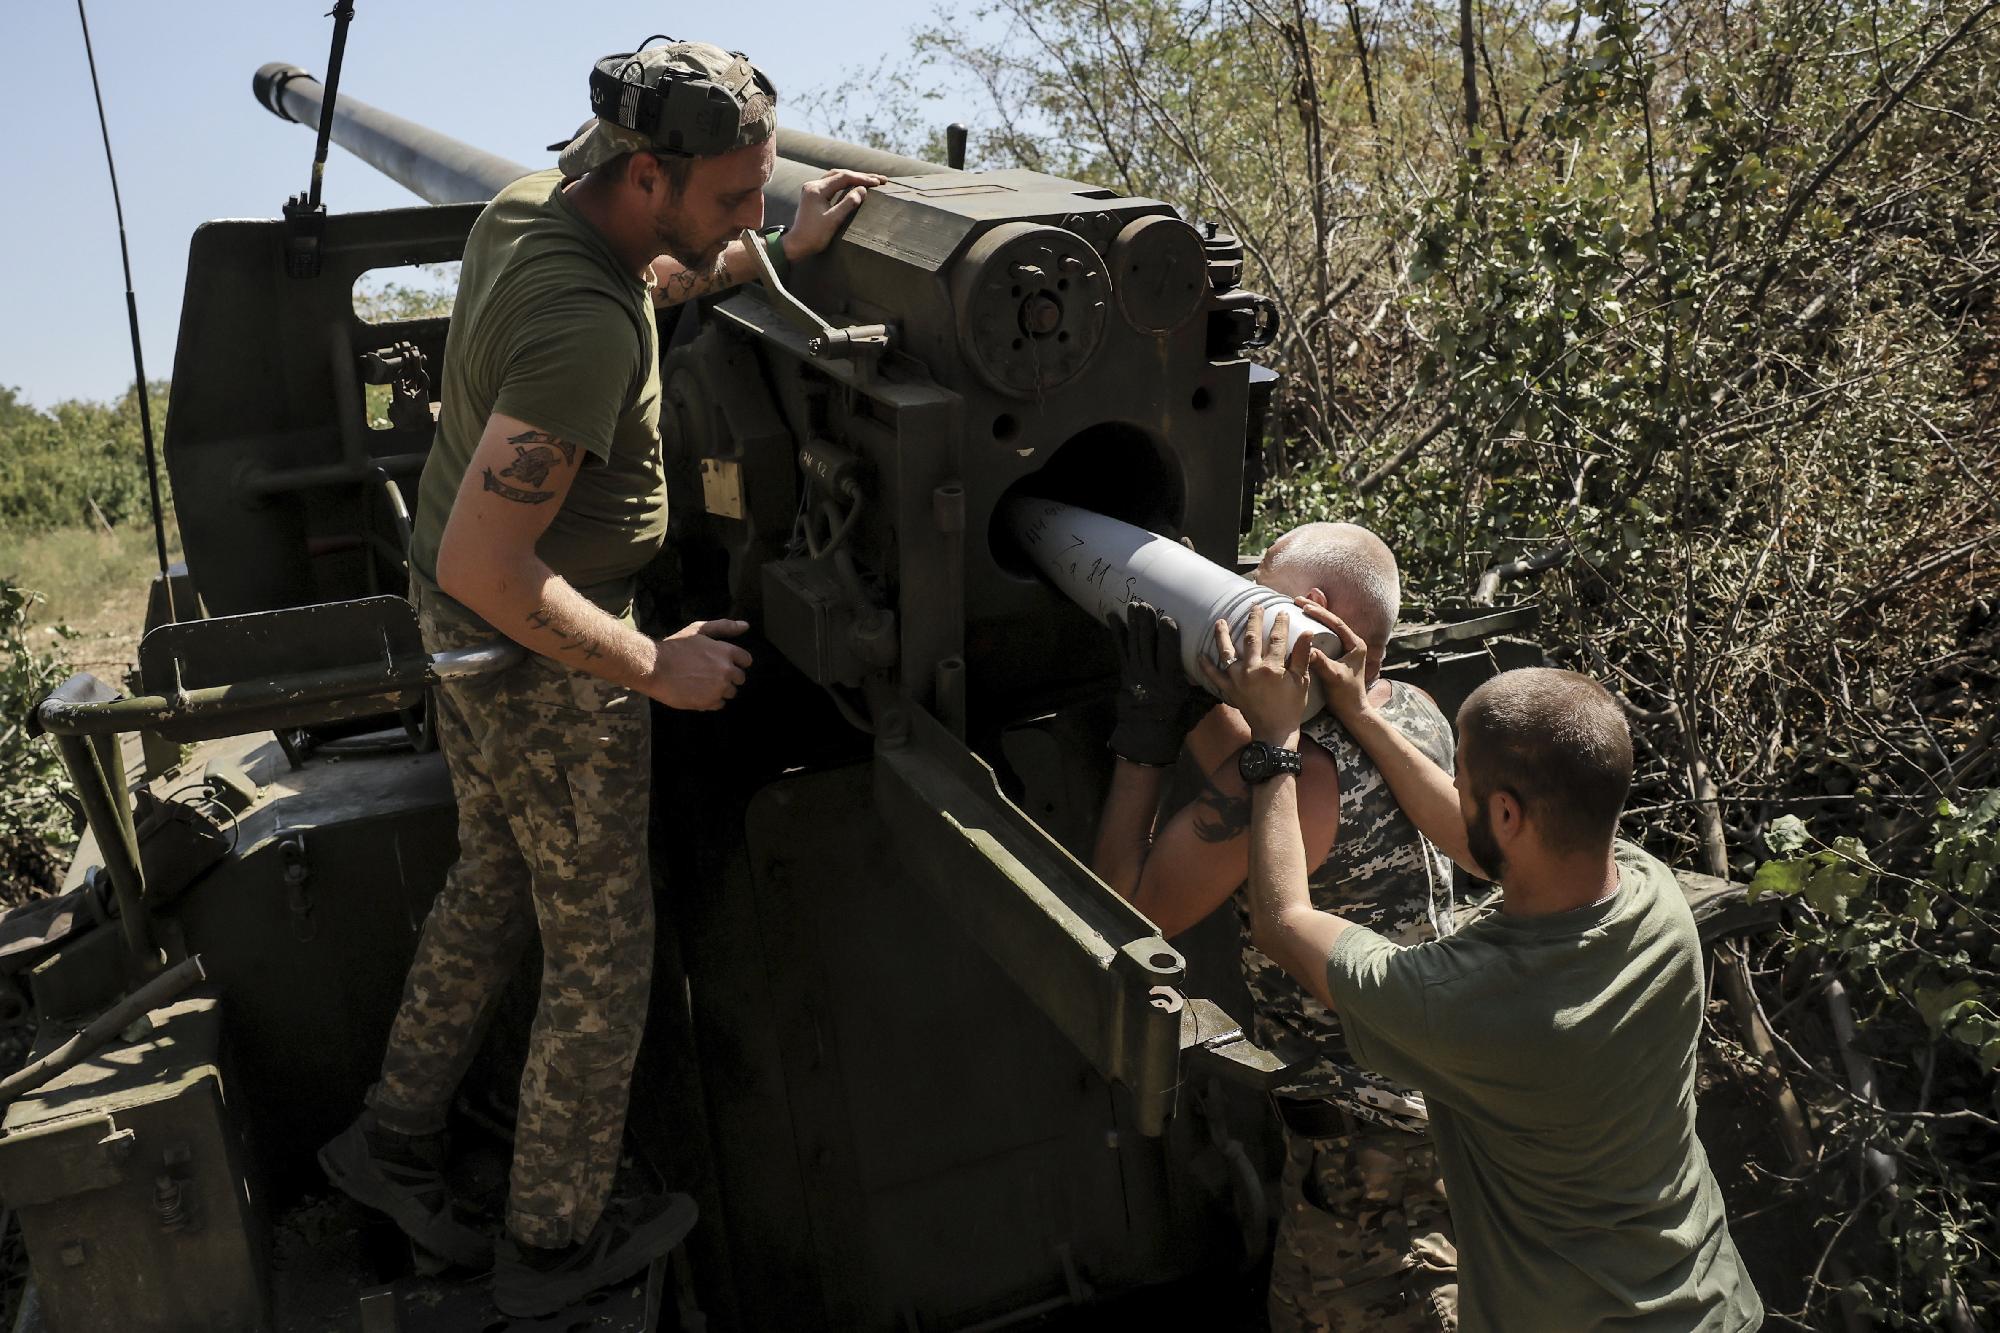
[409,166,667,615]
[1198,623,1761,1333]
[324,38,889,1319]
[1327,841,1762,1332]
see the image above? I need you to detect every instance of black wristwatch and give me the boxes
[1238,740,1303,785]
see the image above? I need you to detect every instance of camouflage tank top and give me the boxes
[1237,680,1456,1131]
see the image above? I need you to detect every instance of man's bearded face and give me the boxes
[649,186,727,271]
[647,139,774,272]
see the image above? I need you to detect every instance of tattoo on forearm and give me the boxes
[523,610,605,663]
[482,468,553,504]
[660,251,732,306]
[1191,775,1252,844]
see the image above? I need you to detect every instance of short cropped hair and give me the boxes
[596,150,693,196]
[1458,668,1633,855]
[1259,522,1400,651]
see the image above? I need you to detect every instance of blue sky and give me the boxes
[1,1,974,407]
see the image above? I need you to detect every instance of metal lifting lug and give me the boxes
[740,228,891,363]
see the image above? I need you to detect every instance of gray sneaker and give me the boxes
[492,1192,698,1319]
[318,1113,492,1269]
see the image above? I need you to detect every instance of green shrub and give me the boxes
[0,582,75,902]
[1749,794,2000,1325]
[0,382,172,534]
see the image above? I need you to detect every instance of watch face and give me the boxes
[1239,742,1271,783]
[1239,742,1298,784]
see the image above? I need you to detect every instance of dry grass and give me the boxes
[0,521,175,684]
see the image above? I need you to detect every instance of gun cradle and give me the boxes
[656,166,1284,1127]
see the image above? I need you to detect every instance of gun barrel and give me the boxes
[253,63,938,226]
[773,129,952,179]
[254,63,530,205]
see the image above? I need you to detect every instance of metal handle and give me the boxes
[740,227,890,360]
[33,641,524,739]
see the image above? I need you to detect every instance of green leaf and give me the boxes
[1765,814,1809,855]
[1803,861,1869,919]
[1747,858,1807,902]
[1915,979,1982,1031]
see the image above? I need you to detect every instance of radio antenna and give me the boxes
[283,1,357,278]
[76,0,175,624]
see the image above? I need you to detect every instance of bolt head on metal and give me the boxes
[1021,294,1063,336]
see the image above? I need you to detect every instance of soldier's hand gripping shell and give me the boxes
[1106,600,1195,766]
[1294,599,1372,722]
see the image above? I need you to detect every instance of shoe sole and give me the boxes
[493,1193,698,1319]
[318,1124,492,1269]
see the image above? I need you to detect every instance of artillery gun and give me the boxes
[0,59,1539,1333]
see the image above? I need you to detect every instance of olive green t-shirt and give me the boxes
[1326,842,1762,1333]
[410,168,666,614]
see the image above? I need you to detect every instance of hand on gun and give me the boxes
[646,619,752,711]
[786,169,887,259]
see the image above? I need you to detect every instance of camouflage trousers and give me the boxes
[371,583,653,1249]
[1268,1119,1460,1333]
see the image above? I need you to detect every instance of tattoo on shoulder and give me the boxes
[504,429,577,464]
[498,431,577,492]
[1191,774,1252,844]
[482,468,553,504]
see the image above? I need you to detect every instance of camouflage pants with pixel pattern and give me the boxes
[371,583,653,1249]
[1268,1120,1459,1333]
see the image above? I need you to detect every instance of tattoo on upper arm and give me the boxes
[482,468,553,504]
[1191,774,1252,844]
[480,430,577,504]
[526,609,554,630]
[505,429,577,464]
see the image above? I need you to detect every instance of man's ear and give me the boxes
[1303,587,1329,608]
[627,152,657,196]
[1492,789,1525,843]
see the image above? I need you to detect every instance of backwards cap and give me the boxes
[552,39,777,178]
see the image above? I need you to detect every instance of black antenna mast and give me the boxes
[283,2,358,278]
[75,0,174,624]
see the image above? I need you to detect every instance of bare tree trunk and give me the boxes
[1287,3,1333,369]
[1458,0,1482,162]
[1345,0,1379,131]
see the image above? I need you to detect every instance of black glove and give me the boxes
[1107,600,1195,766]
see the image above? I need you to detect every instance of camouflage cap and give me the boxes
[554,40,777,178]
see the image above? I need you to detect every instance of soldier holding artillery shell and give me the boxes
[1202,602,1762,1333]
